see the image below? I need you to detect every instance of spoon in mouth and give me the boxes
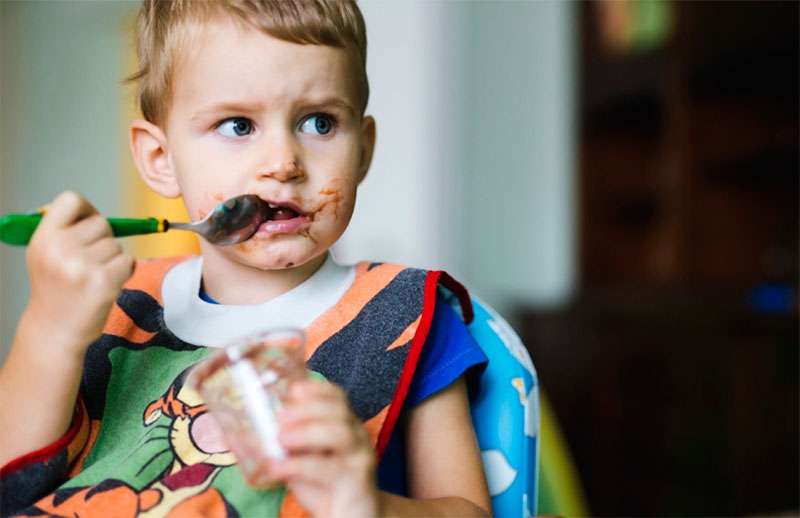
[0,194,270,246]
[169,195,270,245]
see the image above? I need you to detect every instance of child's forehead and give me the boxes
[169,19,363,111]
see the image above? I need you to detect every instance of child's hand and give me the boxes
[275,379,379,518]
[23,191,135,357]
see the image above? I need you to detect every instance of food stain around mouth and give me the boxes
[315,185,343,219]
[299,227,317,244]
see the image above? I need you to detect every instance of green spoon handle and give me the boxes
[0,214,165,246]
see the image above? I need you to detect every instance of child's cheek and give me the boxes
[316,183,344,219]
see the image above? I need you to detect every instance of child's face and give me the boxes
[161,19,373,271]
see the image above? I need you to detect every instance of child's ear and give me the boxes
[357,115,376,185]
[129,119,181,198]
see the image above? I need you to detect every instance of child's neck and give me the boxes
[199,252,327,305]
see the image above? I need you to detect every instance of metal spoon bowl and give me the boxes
[170,195,269,245]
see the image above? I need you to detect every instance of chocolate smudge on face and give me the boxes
[315,183,344,219]
[299,227,317,244]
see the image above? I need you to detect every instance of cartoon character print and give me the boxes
[29,368,239,518]
[137,367,238,516]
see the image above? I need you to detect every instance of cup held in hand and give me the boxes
[187,328,307,487]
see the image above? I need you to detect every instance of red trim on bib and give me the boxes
[375,271,442,458]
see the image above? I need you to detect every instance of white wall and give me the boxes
[338,0,578,317]
[0,0,576,362]
[460,1,577,313]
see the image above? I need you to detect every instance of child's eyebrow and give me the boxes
[299,97,356,117]
[190,102,263,121]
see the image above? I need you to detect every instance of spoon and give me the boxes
[0,194,269,246]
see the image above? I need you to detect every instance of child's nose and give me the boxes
[260,159,306,183]
[257,134,307,183]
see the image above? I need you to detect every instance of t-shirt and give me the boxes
[377,297,487,495]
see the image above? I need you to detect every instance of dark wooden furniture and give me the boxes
[518,2,798,515]
[520,290,797,516]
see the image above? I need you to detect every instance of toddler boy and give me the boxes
[0,1,491,516]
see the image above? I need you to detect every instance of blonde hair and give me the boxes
[129,0,369,126]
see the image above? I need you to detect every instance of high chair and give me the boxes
[464,297,590,518]
[465,297,540,517]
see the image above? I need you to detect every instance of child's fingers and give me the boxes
[273,452,373,488]
[39,191,98,229]
[273,455,339,484]
[31,192,107,251]
[64,213,114,246]
[279,381,351,424]
[289,378,342,399]
[278,379,370,454]
[90,237,124,264]
[105,252,137,287]
[279,415,366,454]
[280,395,352,426]
[283,379,352,416]
[84,236,126,264]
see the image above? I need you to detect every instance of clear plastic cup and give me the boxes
[187,328,307,487]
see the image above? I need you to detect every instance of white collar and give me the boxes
[162,254,356,347]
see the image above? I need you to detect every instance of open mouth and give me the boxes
[264,202,301,221]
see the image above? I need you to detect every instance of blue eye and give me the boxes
[300,114,335,136]
[218,118,254,137]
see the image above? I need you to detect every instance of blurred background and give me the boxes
[1,1,797,516]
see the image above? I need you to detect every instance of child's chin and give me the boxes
[234,235,326,272]
[249,250,311,271]
[249,258,301,271]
